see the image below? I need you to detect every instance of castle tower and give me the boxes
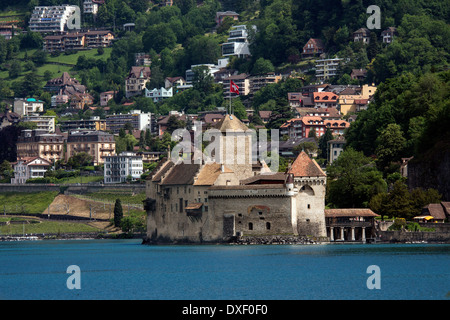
[214,114,254,179]
[288,151,327,238]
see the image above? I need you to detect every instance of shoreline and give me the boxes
[1,233,450,244]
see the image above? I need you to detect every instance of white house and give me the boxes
[105,110,153,133]
[29,5,79,33]
[83,0,104,15]
[145,87,173,102]
[221,25,255,58]
[14,98,44,117]
[11,157,52,184]
[104,152,144,184]
[22,115,56,133]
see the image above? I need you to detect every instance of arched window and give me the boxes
[248,222,253,230]
[300,185,315,196]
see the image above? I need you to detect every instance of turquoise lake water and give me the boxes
[0,239,448,300]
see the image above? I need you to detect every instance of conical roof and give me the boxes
[289,151,326,177]
[214,114,249,132]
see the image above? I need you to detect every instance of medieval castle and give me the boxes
[143,114,328,243]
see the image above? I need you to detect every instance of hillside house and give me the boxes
[302,38,325,58]
[125,66,151,98]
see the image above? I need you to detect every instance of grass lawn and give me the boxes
[36,63,74,76]
[46,47,112,65]
[0,191,59,214]
[0,219,101,235]
[0,47,112,87]
[85,190,147,206]
[59,175,104,184]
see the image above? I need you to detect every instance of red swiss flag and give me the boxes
[230,80,240,95]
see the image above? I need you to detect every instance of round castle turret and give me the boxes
[285,172,295,196]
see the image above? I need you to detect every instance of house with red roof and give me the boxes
[313,92,338,108]
[324,119,350,136]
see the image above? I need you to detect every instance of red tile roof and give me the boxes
[288,151,326,177]
[325,209,379,217]
[313,92,338,102]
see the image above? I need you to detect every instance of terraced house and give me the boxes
[43,30,114,52]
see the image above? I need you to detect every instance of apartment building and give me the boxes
[66,130,115,165]
[104,152,144,184]
[223,73,250,98]
[22,115,56,133]
[248,73,282,96]
[84,30,114,48]
[13,98,44,117]
[83,0,105,15]
[185,64,220,84]
[315,58,343,82]
[221,25,254,58]
[16,130,65,163]
[43,30,114,52]
[29,5,79,33]
[106,110,153,134]
[60,117,106,132]
[43,35,65,51]
[64,32,85,50]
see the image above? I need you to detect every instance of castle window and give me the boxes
[248,222,253,230]
[307,204,311,209]
[266,222,271,230]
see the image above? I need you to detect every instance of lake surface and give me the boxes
[0,239,448,300]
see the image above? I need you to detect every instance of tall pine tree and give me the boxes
[114,199,123,228]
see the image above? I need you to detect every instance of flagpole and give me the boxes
[229,80,232,115]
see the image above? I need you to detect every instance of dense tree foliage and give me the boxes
[346,71,450,162]
[326,148,387,208]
